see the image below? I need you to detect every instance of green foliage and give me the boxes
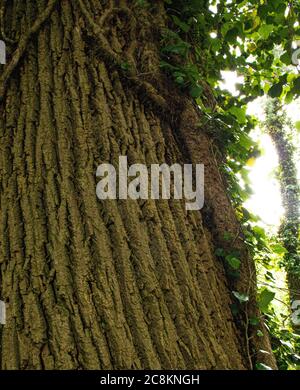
[163,0,300,104]
[249,317,260,326]
[162,0,300,370]
[256,362,273,370]
[258,288,275,313]
[232,291,249,303]
[215,247,241,277]
[226,255,241,270]
[266,310,300,370]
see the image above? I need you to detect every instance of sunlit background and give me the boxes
[220,71,300,230]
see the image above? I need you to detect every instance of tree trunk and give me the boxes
[0,0,276,369]
[265,98,300,332]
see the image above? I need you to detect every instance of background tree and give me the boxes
[264,98,300,332]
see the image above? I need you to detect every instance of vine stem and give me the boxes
[245,267,256,370]
[76,0,169,112]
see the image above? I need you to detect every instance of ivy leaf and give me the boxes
[228,106,246,124]
[162,42,191,56]
[280,51,291,65]
[226,255,241,270]
[252,226,266,238]
[295,121,300,131]
[258,288,275,312]
[258,24,274,39]
[270,243,287,255]
[257,5,270,18]
[121,62,130,71]
[291,78,300,94]
[249,317,260,326]
[280,340,293,351]
[225,28,239,43]
[232,291,249,303]
[265,271,275,281]
[159,61,178,71]
[190,84,203,98]
[256,363,272,370]
[171,15,190,32]
[239,133,254,149]
[285,91,294,104]
[268,82,283,98]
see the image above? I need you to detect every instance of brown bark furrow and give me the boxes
[143,116,245,367]
[168,202,242,365]
[68,45,164,364]
[71,47,226,368]
[85,62,244,368]
[96,74,221,367]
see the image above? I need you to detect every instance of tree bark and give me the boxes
[0,0,276,369]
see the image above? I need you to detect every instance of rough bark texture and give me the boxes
[0,0,276,369]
